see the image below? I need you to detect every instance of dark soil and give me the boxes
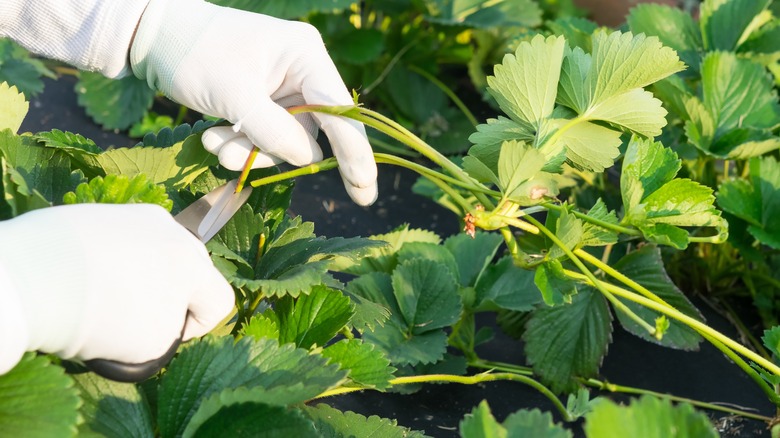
[22,76,777,437]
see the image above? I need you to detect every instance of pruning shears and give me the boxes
[84,179,253,382]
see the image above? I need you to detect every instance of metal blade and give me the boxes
[174,179,253,243]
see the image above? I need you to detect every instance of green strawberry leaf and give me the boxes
[547,208,583,260]
[73,373,154,437]
[580,199,619,247]
[424,0,542,28]
[93,135,217,190]
[487,35,566,130]
[186,401,317,438]
[459,401,506,438]
[627,4,702,72]
[63,174,173,211]
[322,339,396,390]
[391,258,463,335]
[0,40,54,97]
[241,312,280,341]
[33,129,101,155]
[502,409,572,438]
[138,120,217,148]
[718,156,780,249]
[762,326,780,358]
[611,245,704,350]
[699,0,772,51]
[396,241,460,281]
[75,72,155,130]
[331,225,440,275]
[523,288,612,393]
[0,131,86,211]
[534,259,578,306]
[0,354,80,437]
[305,404,429,438]
[363,328,449,366]
[158,336,346,438]
[584,396,718,437]
[444,231,505,287]
[0,82,27,133]
[274,285,355,349]
[474,256,543,311]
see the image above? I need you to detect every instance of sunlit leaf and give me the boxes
[73,373,154,437]
[305,404,428,438]
[0,354,80,437]
[584,396,718,437]
[322,339,396,390]
[275,286,354,349]
[0,82,27,133]
[63,174,173,211]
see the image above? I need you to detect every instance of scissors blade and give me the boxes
[174,179,253,243]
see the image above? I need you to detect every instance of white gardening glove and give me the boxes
[0,204,234,375]
[130,0,378,206]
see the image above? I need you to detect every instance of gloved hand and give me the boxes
[130,0,378,206]
[0,204,234,375]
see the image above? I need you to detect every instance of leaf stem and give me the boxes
[250,158,340,188]
[236,146,259,193]
[541,202,642,237]
[562,268,780,403]
[314,373,573,421]
[524,215,657,335]
[468,359,773,422]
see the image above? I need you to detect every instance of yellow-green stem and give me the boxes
[236,147,259,193]
[314,373,573,421]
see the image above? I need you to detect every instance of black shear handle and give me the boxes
[84,334,182,383]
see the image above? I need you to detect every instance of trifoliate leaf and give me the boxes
[474,256,543,311]
[459,401,506,438]
[93,135,217,190]
[363,328,449,366]
[332,225,440,275]
[305,404,428,438]
[699,0,772,51]
[63,174,173,211]
[621,137,724,245]
[487,35,566,129]
[762,326,780,358]
[73,372,154,437]
[424,0,542,28]
[75,72,155,130]
[524,288,612,393]
[611,245,704,350]
[391,258,463,335]
[580,199,619,247]
[0,82,27,133]
[186,401,317,438]
[444,231,504,287]
[322,339,396,390]
[534,259,577,306]
[584,396,718,437]
[0,354,80,438]
[274,286,354,349]
[627,4,702,71]
[503,409,572,438]
[158,336,346,438]
[207,0,353,19]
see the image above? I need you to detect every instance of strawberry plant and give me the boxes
[2,0,780,436]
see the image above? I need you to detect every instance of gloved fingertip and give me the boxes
[344,179,378,207]
[201,126,241,154]
[182,272,235,341]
